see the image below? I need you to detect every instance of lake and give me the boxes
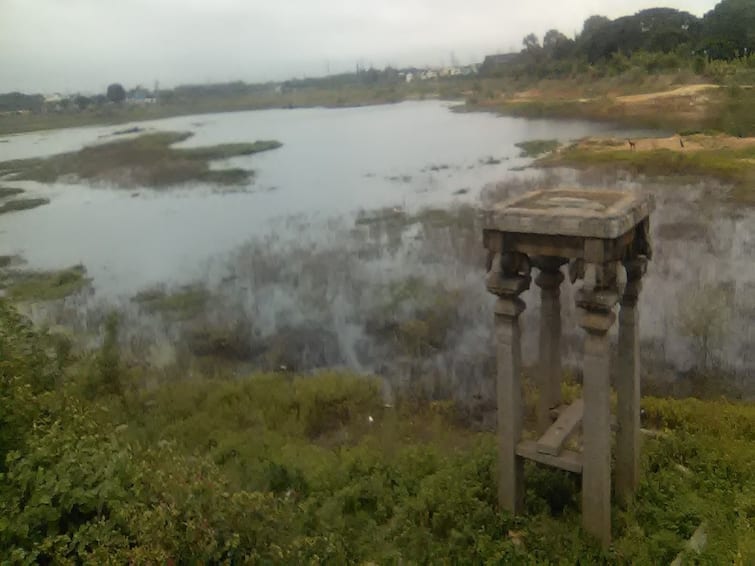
[1,101,655,294]
[0,101,752,395]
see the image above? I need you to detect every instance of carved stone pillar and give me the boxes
[486,251,531,514]
[534,257,566,434]
[616,257,646,504]
[577,260,619,548]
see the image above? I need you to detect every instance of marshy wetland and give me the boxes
[1,100,753,402]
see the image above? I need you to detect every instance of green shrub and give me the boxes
[294,373,383,438]
[1,303,754,563]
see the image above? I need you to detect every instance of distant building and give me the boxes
[44,93,64,104]
[127,86,156,105]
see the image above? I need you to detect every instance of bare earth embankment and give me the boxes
[464,75,753,136]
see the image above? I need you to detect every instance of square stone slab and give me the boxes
[487,189,655,239]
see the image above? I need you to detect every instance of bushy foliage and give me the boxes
[483,1,755,81]
[1,302,754,563]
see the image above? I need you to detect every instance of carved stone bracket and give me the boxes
[621,257,647,308]
[486,251,532,302]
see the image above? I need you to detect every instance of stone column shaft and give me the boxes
[616,258,645,504]
[578,282,618,549]
[535,259,565,434]
[495,296,525,513]
[486,251,530,515]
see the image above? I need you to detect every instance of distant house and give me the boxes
[44,93,64,104]
[127,86,156,105]
[41,93,71,113]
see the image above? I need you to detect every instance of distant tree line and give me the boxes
[0,82,150,114]
[482,0,755,77]
[0,92,44,113]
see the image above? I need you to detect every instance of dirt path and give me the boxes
[615,84,720,104]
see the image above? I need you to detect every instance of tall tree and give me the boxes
[106,83,126,104]
[581,15,611,37]
[522,33,541,52]
[702,0,755,59]
[543,29,573,60]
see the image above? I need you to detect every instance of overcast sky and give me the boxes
[0,0,719,94]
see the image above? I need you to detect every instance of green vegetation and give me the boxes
[179,140,282,160]
[469,1,755,136]
[516,139,561,158]
[0,256,15,268]
[365,277,461,358]
[481,2,755,80]
[1,265,89,302]
[0,301,753,562]
[133,284,209,319]
[355,207,407,227]
[185,319,255,361]
[537,137,755,203]
[0,131,282,189]
[0,197,49,215]
[0,186,24,199]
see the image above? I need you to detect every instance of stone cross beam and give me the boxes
[483,188,654,547]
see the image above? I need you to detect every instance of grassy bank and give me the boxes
[515,139,560,157]
[536,134,755,203]
[1,301,753,563]
[0,81,469,136]
[0,131,282,188]
[0,186,25,199]
[462,72,755,137]
[0,197,49,215]
[1,72,751,140]
[0,265,90,301]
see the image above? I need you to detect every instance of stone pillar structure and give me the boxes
[486,251,530,514]
[483,188,654,547]
[534,257,566,434]
[616,257,646,503]
[577,257,619,548]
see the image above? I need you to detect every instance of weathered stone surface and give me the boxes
[537,398,583,456]
[488,189,655,239]
[581,324,614,548]
[616,258,646,504]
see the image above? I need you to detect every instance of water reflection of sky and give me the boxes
[1,102,751,380]
[1,101,655,295]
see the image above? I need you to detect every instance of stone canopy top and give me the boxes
[485,189,655,240]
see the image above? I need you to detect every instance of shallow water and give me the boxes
[1,102,751,393]
[1,101,651,295]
